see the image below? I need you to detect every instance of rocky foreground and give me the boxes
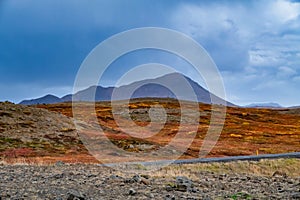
[0,162,300,200]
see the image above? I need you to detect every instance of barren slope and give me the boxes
[0,101,93,162]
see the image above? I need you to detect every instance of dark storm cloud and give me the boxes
[0,0,300,106]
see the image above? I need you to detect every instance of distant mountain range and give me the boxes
[20,94,62,105]
[20,73,234,106]
[245,102,283,108]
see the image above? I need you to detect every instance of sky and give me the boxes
[0,0,300,106]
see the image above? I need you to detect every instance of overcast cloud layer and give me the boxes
[0,0,300,106]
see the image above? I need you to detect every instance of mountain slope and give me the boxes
[20,94,62,105]
[19,73,234,106]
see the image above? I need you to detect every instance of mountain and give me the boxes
[20,73,234,106]
[20,94,62,105]
[245,102,283,108]
[288,106,300,109]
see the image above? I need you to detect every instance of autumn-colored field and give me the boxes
[32,98,300,163]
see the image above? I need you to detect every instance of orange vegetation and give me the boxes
[32,98,300,163]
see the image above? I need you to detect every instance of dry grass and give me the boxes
[0,154,99,165]
[1,157,299,180]
[0,157,51,166]
[152,158,300,178]
[36,100,300,159]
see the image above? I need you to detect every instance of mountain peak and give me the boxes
[20,94,62,105]
[19,73,234,106]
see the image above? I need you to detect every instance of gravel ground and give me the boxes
[0,163,300,200]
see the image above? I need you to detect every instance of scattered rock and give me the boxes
[273,171,287,178]
[53,173,64,179]
[67,190,86,200]
[141,174,150,179]
[0,164,299,199]
[132,174,141,182]
[291,192,300,199]
[165,194,175,200]
[109,174,123,180]
[140,177,150,185]
[55,161,65,167]
[128,188,136,195]
[166,185,174,192]
[175,176,193,192]
[147,193,154,198]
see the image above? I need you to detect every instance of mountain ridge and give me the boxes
[20,73,234,106]
[245,102,283,108]
[20,94,62,105]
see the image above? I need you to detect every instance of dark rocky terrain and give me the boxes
[0,162,300,199]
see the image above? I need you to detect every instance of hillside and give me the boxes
[1,98,299,163]
[0,101,94,162]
